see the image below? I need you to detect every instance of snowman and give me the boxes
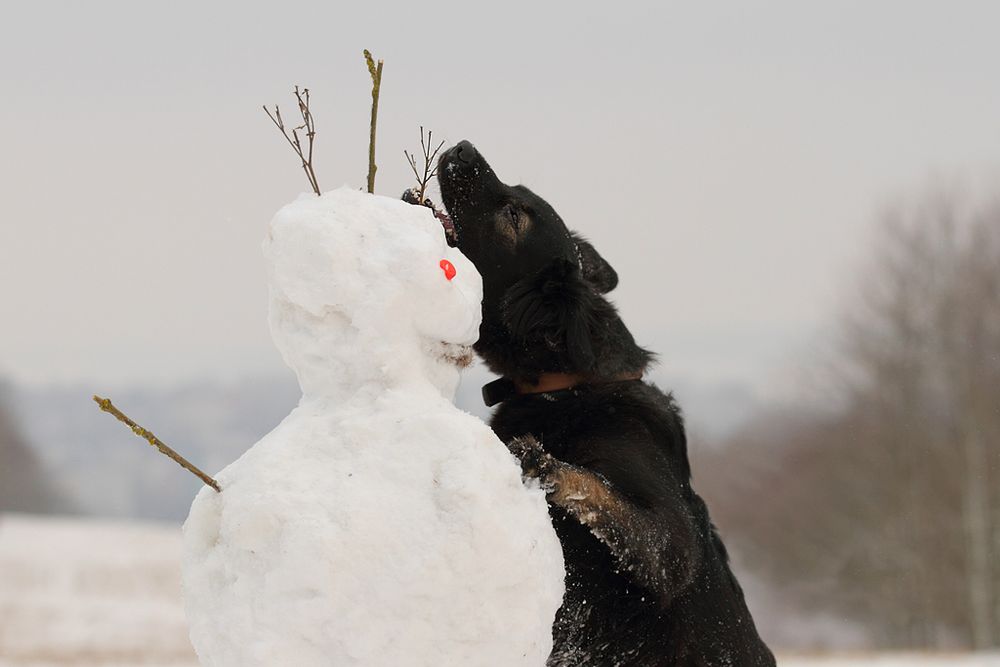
[182,187,564,667]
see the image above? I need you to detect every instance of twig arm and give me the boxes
[93,395,221,493]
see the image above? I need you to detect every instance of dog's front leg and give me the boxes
[508,436,698,604]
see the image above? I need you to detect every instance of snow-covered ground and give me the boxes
[0,514,195,666]
[1,514,998,666]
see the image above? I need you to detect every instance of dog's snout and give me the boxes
[454,140,478,165]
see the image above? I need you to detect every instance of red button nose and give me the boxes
[440,259,457,281]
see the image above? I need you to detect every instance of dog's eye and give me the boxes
[505,205,520,227]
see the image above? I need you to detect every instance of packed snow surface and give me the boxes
[181,188,565,666]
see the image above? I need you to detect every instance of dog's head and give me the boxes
[438,141,618,298]
[438,141,649,383]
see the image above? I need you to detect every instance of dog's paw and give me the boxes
[507,435,558,488]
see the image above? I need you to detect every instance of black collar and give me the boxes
[482,378,517,407]
[482,375,644,407]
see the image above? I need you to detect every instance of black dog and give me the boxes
[437,141,775,666]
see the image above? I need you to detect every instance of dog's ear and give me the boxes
[572,234,618,294]
[502,259,596,371]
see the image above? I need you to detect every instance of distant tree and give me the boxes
[0,384,68,514]
[696,189,1000,649]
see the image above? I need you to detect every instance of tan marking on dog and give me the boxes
[546,464,688,597]
[493,208,532,248]
[547,465,621,523]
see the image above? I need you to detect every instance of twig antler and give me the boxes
[364,49,384,194]
[404,126,445,205]
[263,86,321,196]
[93,395,221,492]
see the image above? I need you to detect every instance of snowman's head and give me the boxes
[263,187,482,398]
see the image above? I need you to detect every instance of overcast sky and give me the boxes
[2,0,999,396]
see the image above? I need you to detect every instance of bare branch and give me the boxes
[263,86,321,196]
[404,126,445,204]
[364,49,384,194]
[93,395,221,493]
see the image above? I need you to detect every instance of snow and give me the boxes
[0,513,195,666]
[181,188,565,667]
[2,513,998,666]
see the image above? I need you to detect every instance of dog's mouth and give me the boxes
[436,140,504,250]
[437,209,457,246]
[402,188,458,247]
[435,342,474,368]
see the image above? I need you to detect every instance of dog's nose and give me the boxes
[454,140,478,165]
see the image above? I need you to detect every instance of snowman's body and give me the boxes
[182,188,564,667]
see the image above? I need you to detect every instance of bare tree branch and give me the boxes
[404,126,445,205]
[93,395,221,493]
[263,86,321,196]
[364,49,384,194]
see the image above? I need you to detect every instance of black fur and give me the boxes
[439,141,775,666]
